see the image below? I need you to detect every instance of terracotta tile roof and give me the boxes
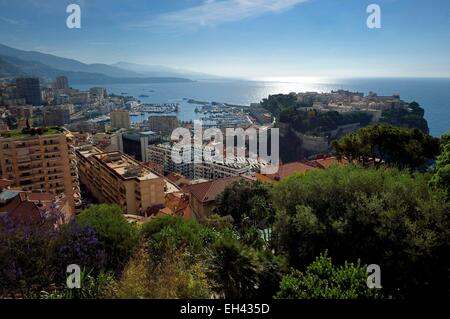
[166,173,191,187]
[312,157,349,169]
[19,192,53,202]
[0,195,42,224]
[262,157,349,181]
[265,162,317,181]
[187,176,243,203]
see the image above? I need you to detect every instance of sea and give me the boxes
[74,78,450,137]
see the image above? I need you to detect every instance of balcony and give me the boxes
[47,170,65,176]
[44,156,63,162]
[15,142,40,149]
[45,148,61,154]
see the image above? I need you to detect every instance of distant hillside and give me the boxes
[0,43,141,78]
[0,54,192,84]
[0,46,193,84]
[0,56,26,78]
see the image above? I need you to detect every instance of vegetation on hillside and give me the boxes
[0,126,448,300]
[332,124,440,169]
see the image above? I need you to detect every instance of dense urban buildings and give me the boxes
[147,143,267,180]
[75,145,166,215]
[15,77,42,106]
[148,115,179,136]
[0,128,80,214]
[54,76,69,90]
[89,87,107,102]
[0,189,72,224]
[43,105,72,126]
[110,109,131,130]
[118,130,160,162]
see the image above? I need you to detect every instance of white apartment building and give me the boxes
[147,143,266,180]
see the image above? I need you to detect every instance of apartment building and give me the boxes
[16,78,42,106]
[148,115,179,136]
[147,143,194,178]
[147,143,266,180]
[117,130,161,162]
[43,105,72,126]
[0,128,80,214]
[76,146,166,215]
[110,109,131,130]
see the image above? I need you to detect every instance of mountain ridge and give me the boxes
[0,43,201,84]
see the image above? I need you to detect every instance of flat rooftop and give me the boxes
[94,152,160,181]
[0,127,64,139]
[77,146,103,158]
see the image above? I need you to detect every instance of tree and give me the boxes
[215,180,274,229]
[380,102,429,133]
[271,165,450,298]
[276,252,381,299]
[0,208,113,298]
[77,204,139,272]
[111,245,214,299]
[332,124,440,169]
[51,221,106,282]
[430,134,450,193]
[140,215,217,264]
[0,215,57,297]
[208,235,261,299]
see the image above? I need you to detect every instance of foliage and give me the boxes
[140,215,217,264]
[77,204,139,272]
[276,252,381,299]
[51,221,106,282]
[204,214,234,231]
[29,272,116,299]
[255,250,287,299]
[380,102,429,133]
[0,212,108,298]
[0,215,57,297]
[208,234,261,299]
[215,180,274,228]
[112,245,214,299]
[271,165,450,298]
[430,134,450,193]
[261,94,373,133]
[332,124,440,169]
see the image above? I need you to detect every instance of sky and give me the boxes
[0,0,449,79]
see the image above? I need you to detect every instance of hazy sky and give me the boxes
[0,0,449,79]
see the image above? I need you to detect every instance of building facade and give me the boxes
[54,76,69,90]
[43,105,72,126]
[118,131,160,162]
[16,78,42,106]
[0,130,79,214]
[111,109,131,130]
[76,146,166,215]
[147,143,194,178]
[147,143,263,180]
[148,116,179,136]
